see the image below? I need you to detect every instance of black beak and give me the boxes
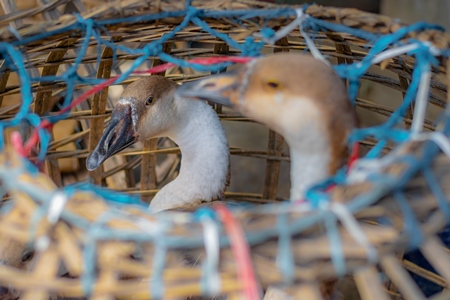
[175,69,243,107]
[86,104,138,171]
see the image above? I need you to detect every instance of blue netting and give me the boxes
[1,1,450,296]
[1,4,447,181]
[1,4,447,164]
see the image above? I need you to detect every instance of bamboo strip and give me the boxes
[354,267,390,300]
[380,255,426,300]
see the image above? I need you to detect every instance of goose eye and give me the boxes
[22,249,34,262]
[267,79,280,89]
[145,96,154,106]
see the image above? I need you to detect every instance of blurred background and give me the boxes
[276,0,450,31]
[5,1,450,33]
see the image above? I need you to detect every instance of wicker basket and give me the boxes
[1,0,450,299]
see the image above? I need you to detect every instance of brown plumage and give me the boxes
[177,52,358,200]
[176,52,358,299]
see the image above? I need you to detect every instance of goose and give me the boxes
[0,230,35,299]
[176,52,358,202]
[86,75,230,212]
[176,52,358,299]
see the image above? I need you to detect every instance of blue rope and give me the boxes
[150,239,167,298]
[394,190,424,250]
[81,233,97,296]
[66,182,147,206]
[325,213,346,276]
[0,0,450,295]
[276,213,295,283]
[424,167,450,221]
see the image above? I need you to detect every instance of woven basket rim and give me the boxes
[1,1,450,50]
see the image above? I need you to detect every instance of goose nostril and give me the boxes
[106,133,116,151]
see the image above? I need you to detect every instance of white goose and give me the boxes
[86,75,230,212]
[176,52,358,202]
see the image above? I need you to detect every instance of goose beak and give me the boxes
[86,103,138,171]
[175,69,243,107]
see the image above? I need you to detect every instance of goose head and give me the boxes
[177,53,356,153]
[86,76,179,171]
[177,53,357,199]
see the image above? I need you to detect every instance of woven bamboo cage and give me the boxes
[1,0,450,299]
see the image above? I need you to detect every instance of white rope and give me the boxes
[412,132,450,159]
[358,41,440,68]
[254,8,331,66]
[346,155,394,184]
[35,191,69,251]
[202,218,221,295]
[369,43,419,66]
[254,9,306,44]
[296,9,331,67]
[134,216,163,235]
[328,202,378,264]
[47,191,68,224]
[35,236,50,252]
[410,64,431,136]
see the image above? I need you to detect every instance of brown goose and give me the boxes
[176,52,357,202]
[176,52,358,299]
